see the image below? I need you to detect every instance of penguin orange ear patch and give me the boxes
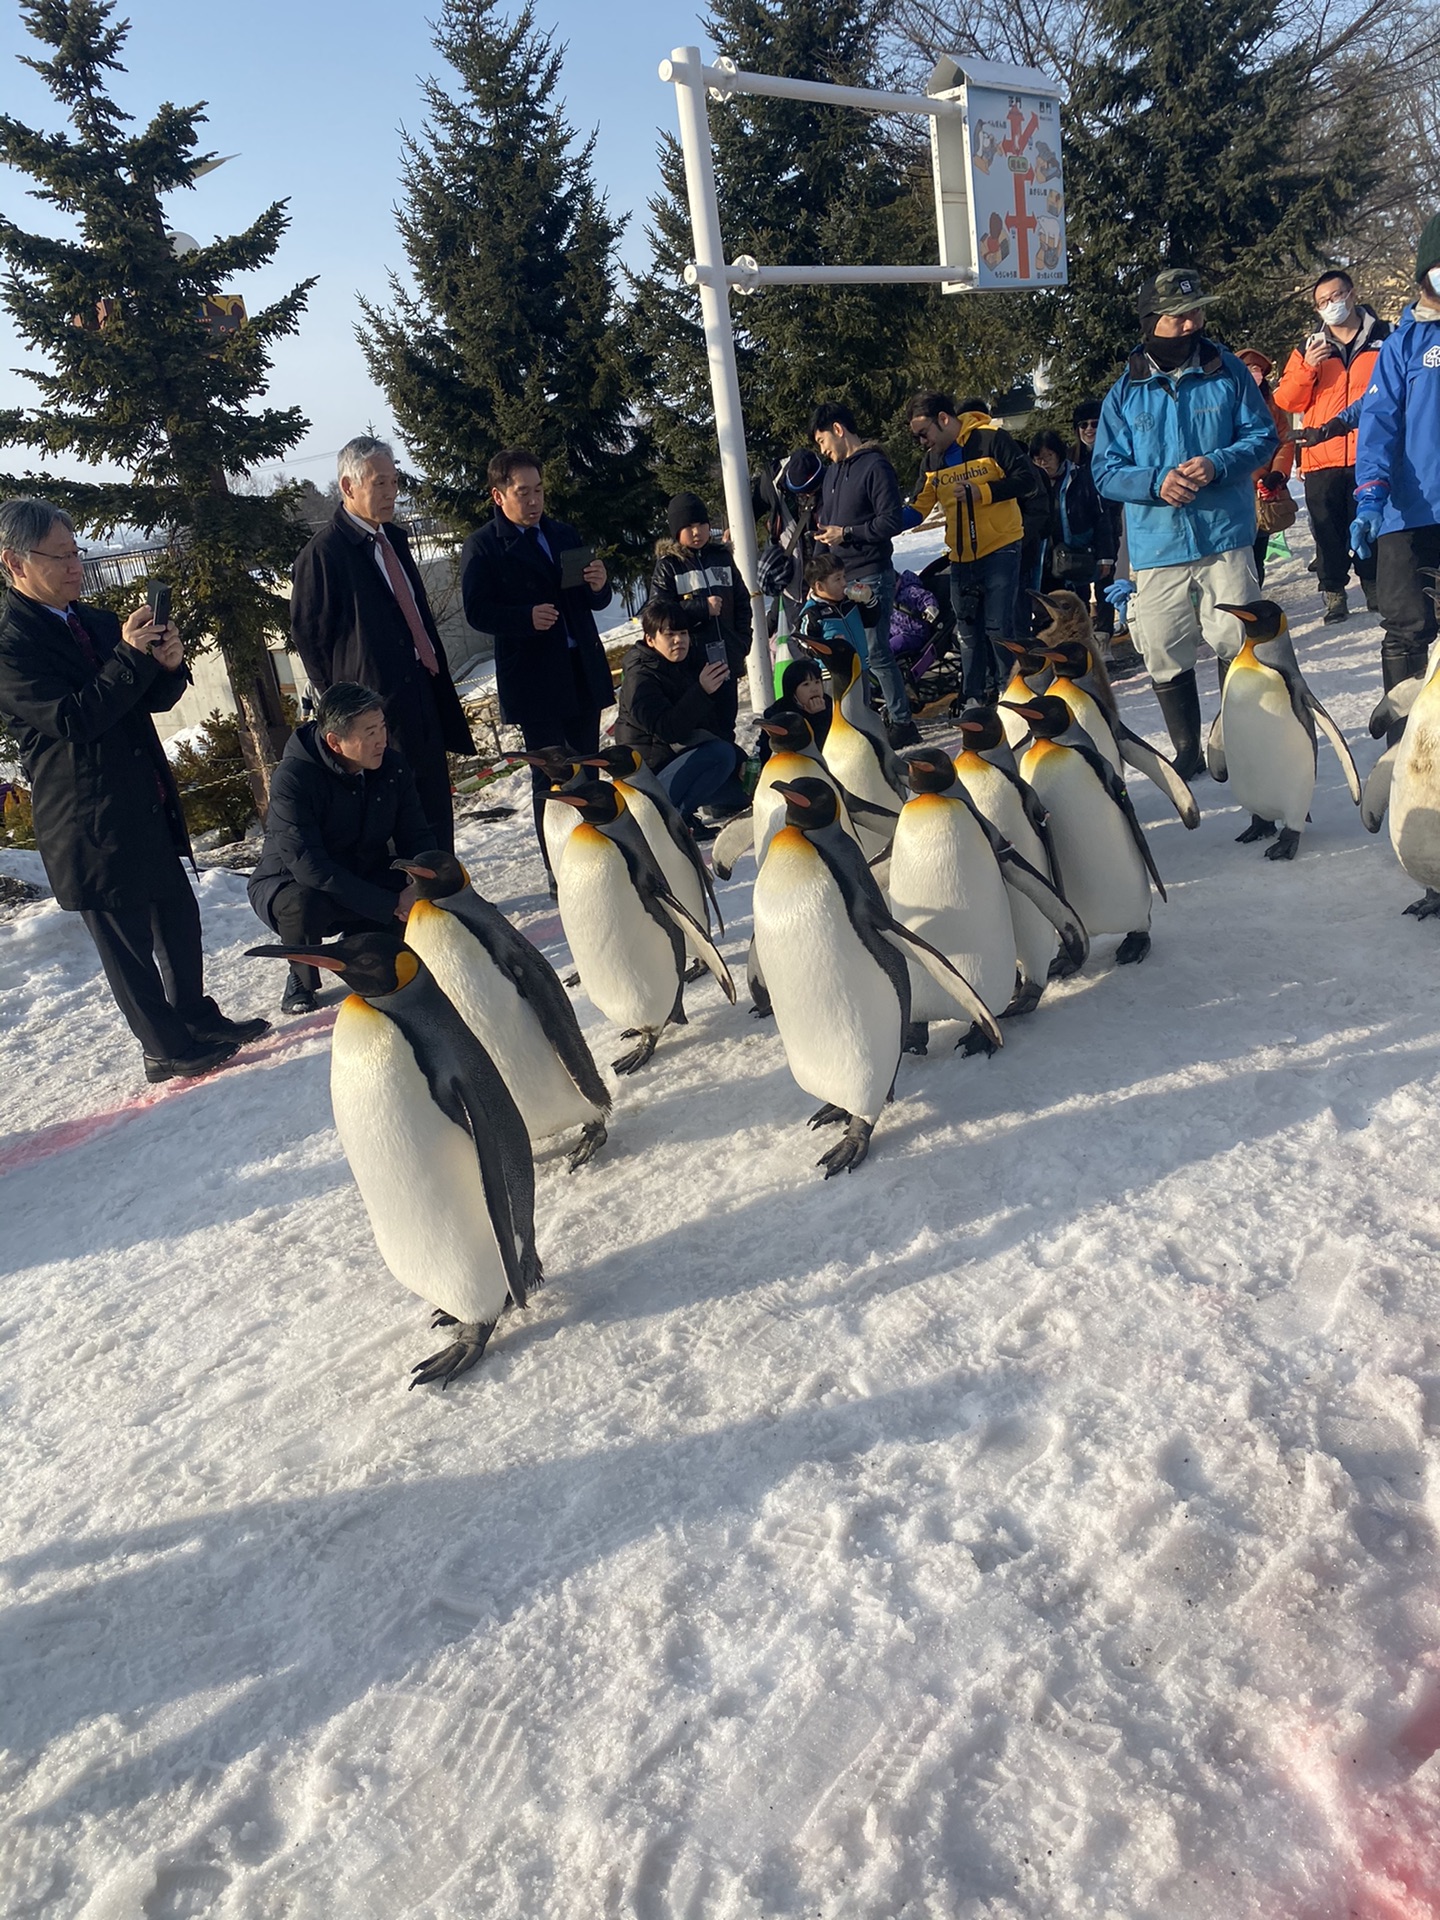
[394,950,420,988]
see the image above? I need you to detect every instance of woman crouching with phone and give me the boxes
[613,597,749,835]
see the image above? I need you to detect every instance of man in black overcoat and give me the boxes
[459,447,614,880]
[290,438,475,850]
[0,497,270,1081]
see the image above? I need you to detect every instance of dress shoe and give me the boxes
[188,997,272,1046]
[143,1039,239,1085]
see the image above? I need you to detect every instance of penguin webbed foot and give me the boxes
[818,1118,874,1178]
[563,970,580,989]
[612,1029,659,1075]
[807,1102,850,1131]
[1003,983,1044,1017]
[409,1320,495,1389]
[567,1118,608,1171]
[1236,815,1276,844]
[1264,827,1301,862]
[682,957,706,982]
[1115,931,1151,965]
[430,1309,458,1329]
[902,1021,929,1055]
[1403,889,1440,920]
[955,1022,998,1057]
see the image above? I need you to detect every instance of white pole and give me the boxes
[659,47,772,719]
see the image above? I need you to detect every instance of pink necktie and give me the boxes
[375,527,440,676]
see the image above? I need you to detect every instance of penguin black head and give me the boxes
[957,705,1004,752]
[392,850,467,900]
[759,711,815,754]
[802,627,856,672]
[1000,694,1073,739]
[1029,588,1093,644]
[1216,600,1287,643]
[247,931,419,998]
[545,779,623,826]
[511,747,582,785]
[773,777,841,831]
[1039,638,1091,680]
[904,749,958,794]
[999,639,1051,677]
[580,745,644,780]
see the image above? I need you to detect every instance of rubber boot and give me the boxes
[1153,669,1202,781]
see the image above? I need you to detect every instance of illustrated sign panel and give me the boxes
[964,85,1066,288]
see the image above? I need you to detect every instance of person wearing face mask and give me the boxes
[1353,215,1440,737]
[1091,268,1277,778]
[1273,271,1391,624]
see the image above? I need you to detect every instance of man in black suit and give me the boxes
[0,496,269,1082]
[459,447,614,880]
[290,437,475,850]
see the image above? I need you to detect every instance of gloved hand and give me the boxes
[1294,426,1325,448]
[1257,471,1287,495]
[1349,511,1382,561]
[1105,576,1135,611]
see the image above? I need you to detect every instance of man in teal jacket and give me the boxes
[1093,268,1277,776]
[1353,212,1440,734]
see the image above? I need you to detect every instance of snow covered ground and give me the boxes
[5,523,1440,1919]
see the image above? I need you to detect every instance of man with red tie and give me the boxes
[0,496,270,1082]
[290,437,475,850]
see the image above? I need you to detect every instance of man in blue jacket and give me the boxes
[1353,213,1440,738]
[1093,269,1277,776]
[460,448,613,882]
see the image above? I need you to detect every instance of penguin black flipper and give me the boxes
[639,780,726,937]
[877,917,1005,1048]
[1206,708,1228,783]
[609,813,734,1001]
[1370,679,1422,741]
[1361,743,1397,833]
[711,811,754,880]
[1113,723,1200,829]
[441,889,612,1114]
[1302,690,1363,804]
[381,969,539,1310]
[1075,742,1168,903]
[805,832,913,1033]
[993,846,1089,972]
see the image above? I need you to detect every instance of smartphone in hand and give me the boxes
[559,545,595,591]
[146,579,172,629]
[704,637,727,667]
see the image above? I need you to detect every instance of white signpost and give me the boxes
[659,47,1066,713]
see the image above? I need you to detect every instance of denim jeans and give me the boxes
[659,739,746,817]
[950,542,1022,699]
[849,566,912,723]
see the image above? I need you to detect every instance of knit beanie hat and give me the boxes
[667,491,710,538]
[1072,398,1102,427]
[1416,212,1440,283]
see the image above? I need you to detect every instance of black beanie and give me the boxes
[1416,212,1440,283]
[667,491,710,538]
[1072,398,1102,426]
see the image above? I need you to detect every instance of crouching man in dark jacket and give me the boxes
[248,683,433,1014]
[0,495,270,1083]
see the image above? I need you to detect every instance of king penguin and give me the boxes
[889,749,1087,1052]
[1007,695,1165,964]
[1032,593,1200,827]
[1361,610,1440,917]
[553,781,735,1072]
[512,746,588,877]
[394,850,611,1170]
[951,705,1075,1008]
[246,932,541,1387]
[1207,600,1361,859]
[998,642,1053,748]
[752,776,1002,1175]
[801,629,905,856]
[580,744,722,973]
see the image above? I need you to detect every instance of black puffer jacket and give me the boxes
[248,722,433,926]
[651,538,753,656]
[613,643,737,773]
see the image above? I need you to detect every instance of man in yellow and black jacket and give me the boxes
[903,391,1038,701]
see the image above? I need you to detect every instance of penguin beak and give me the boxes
[1215,605,1257,622]
[772,782,812,807]
[1000,701,1047,723]
[246,943,348,973]
[391,860,436,878]
[547,792,589,810]
[1028,590,1062,615]
[999,640,1030,655]
[758,721,789,738]
[1039,650,1068,666]
[958,719,987,735]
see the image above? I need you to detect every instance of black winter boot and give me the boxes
[1153,669,1203,781]
[1381,637,1429,746]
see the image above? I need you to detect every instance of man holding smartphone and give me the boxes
[613,599,748,828]
[0,496,270,1081]
[460,447,614,883]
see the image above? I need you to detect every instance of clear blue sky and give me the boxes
[0,0,716,484]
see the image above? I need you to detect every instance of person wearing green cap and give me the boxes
[1353,214,1440,739]
[1091,268,1277,778]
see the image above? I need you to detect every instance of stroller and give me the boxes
[884,555,968,717]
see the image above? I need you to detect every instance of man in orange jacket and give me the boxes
[1273,270,1391,624]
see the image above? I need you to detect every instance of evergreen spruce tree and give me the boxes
[630,0,1031,497]
[359,0,659,591]
[1042,0,1387,411]
[0,0,314,805]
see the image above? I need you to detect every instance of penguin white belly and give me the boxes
[620,782,708,951]
[543,797,580,874]
[999,675,1035,747]
[1053,684,1119,769]
[404,907,596,1142]
[1221,665,1315,830]
[557,825,678,1032]
[888,795,1015,1017]
[754,829,899,1121]
[1022,744,1150,936]
[1391,701,1440,888]
[821,720,897,856]
[954,756,1057,986]
[330,997,509,1326]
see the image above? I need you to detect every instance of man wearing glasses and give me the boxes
[0,497,269,1082]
